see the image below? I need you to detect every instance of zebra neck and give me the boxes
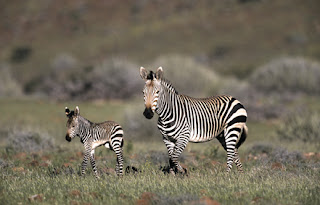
[157,91,180,121]
[160,79,178,94]
[77,116,92,142]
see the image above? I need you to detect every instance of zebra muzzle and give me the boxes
[65,134,72,142]
[143,107,154,119]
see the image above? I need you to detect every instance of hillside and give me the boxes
[0,0,319,83]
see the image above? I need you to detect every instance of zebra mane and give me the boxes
[160,78,178,94]
[78,115,93,127]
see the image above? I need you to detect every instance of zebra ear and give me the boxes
[156,67,163,80]
[75,106,80,116]
[140,67,148,80]
[65,107,70,116]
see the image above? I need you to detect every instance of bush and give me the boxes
[249,57,320,95]
[221,57,320,121]
[123,105,161,141]
[0,158,11,169]
[276,110,320,147]
[151,55,228,97]
[270,147,303,165]
[10,46,32,63]
[250,143,274,155]
[29,55,143,100]
[6,128,55,153]
[87,58,142,99]
[0,64,23,97]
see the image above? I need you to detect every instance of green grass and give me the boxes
[0,98,319,204]
[1,149,319,205]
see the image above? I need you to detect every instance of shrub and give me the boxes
[0,64,23,97]
[10,46,32,63]
[276,110,320,147]
[249,57,320,95]
[250,143,274,155]
[0,158,11,169]
[270,147,303,165]
[123,105,161,141]
[6,128,55,153]
[29,55,142,100]
[87,58,142,99]
[151,55,228,97]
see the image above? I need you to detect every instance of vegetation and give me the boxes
[0,98,319,205]
[249,57,320,95]
[276,110,320,148]
[0,64,22,97]
[0,0,320,204]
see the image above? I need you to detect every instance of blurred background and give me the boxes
[0,0,320,151]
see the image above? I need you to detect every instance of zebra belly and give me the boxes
[189,134,216,143]
[92,140,109,149]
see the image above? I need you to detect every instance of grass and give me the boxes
[0,98,319,204]
[1,149,319,205]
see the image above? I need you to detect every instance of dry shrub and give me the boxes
[123,106,161,141]
[270,147,303,165]
[29,55,142,100]
[276,110,320,147]
[250,57,320,95]
[6,128,55,153]
[221,57,320,121]
[88,58,142,99]
[151,55,229,97]
[0,64,23,97]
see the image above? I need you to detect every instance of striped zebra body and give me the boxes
[65,106,124,177]
[140,67,248,174]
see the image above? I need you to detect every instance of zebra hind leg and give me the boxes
[225,124,247,173]
[113,145,124,176]
[234,125,248,173]
[225,130,240,172]
[233,149,243,173]
[219,133,244,173]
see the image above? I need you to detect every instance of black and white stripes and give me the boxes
[140,67,248,174]
[65,106,124,177]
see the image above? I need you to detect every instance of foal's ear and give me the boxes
[155,66,163,80]
[140,67,148,80]
[75,106,80,116]
[65,107,70,117]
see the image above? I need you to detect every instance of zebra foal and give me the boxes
[140,67,248,175]
[65,106,124,177]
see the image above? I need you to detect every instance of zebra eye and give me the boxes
[156,90,160,94]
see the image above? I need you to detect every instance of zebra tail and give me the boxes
[236,124,248,149]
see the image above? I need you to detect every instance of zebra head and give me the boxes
[65,106,80,142]
[140,66,164,119]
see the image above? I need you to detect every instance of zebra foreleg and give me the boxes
[89,149,99,178]
[171,137,189,175]
[81,147,91,176]
[163,139,175,175]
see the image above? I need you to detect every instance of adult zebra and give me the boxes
[65,106,124,177]
[140,67,248,174]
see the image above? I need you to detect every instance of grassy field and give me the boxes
[0,98,319,205]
